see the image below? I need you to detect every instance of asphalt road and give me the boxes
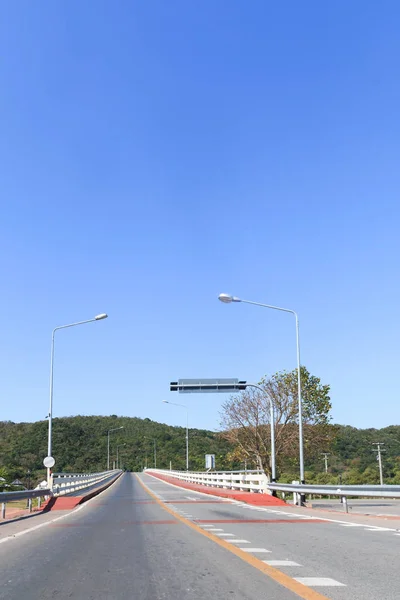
[0,473,399,599]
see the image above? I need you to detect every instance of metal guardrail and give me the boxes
[0,489,51,502]
[268,482,400,497]
[0,488,52,520]
[148,469,400,513]
[0,469,122,519]
[268,482,400,511]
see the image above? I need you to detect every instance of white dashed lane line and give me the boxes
[144,477,349,590]
[241,547,271,553]
[295,578,346,587]
[265,560,301,567]
[235,502,400,536]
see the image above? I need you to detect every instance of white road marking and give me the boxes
[141,477,351,589]
[264,560,301,567]
[295,577,346,587]
[142,474,400,532]
[242,547,271,553]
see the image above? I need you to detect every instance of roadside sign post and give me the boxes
[43,456,55,492]
[205,454,216,469]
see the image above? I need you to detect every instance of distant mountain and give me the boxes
[1,417,399,487]
[0,415,237,486]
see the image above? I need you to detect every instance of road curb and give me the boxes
[43,472,123,511]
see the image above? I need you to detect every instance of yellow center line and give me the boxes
[136,474,331,600]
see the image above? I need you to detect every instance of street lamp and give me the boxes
[218,293,305,485]
[163,400,189,470]
[116,443,126,470]
[144,437,157,469]
[108,427,124,470]
[47,313,108,487]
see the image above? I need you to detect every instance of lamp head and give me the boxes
[95,313,108,320]
[218,294,241,303]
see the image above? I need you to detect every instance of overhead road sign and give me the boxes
[170,379,247,393]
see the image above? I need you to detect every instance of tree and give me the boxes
[220,366,334,477]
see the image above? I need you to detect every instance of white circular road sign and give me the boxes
[43,456,55,469]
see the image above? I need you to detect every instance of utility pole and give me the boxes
[372,443,385,485]
[322,453,330,473]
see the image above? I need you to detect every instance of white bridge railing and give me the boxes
[146,468,270,493]
[147,468,400,512]
[52,469,122,495]
[0,470,122,520]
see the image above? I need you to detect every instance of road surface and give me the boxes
[0,472,399,599]
[309,497,400,516]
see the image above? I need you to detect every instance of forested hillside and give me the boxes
[0,415,236,487]
[1,416,400,489]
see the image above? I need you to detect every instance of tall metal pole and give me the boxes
[47,315,107,488]
[378,447,383,486]
[218,295,304,485]
[372,443,385,485]
[154,440,157,469]
[322,453,329,473]
[47,329,56,487]
[295,313,305,484]
[185,409,189,471]
[107,427,124,470]
[163,401,189,471]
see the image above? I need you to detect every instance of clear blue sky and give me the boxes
[1,1,399,432]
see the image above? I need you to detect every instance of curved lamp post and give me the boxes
[218,293,304,485]
[163,400,189,470]
[108,426,124,470]
[47,313,108,486]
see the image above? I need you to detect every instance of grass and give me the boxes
[3,498,40,510]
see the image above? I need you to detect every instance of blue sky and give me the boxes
[1,1,399,433]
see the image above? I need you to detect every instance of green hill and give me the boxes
[0,415,236,487]
[1,416,400,489]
